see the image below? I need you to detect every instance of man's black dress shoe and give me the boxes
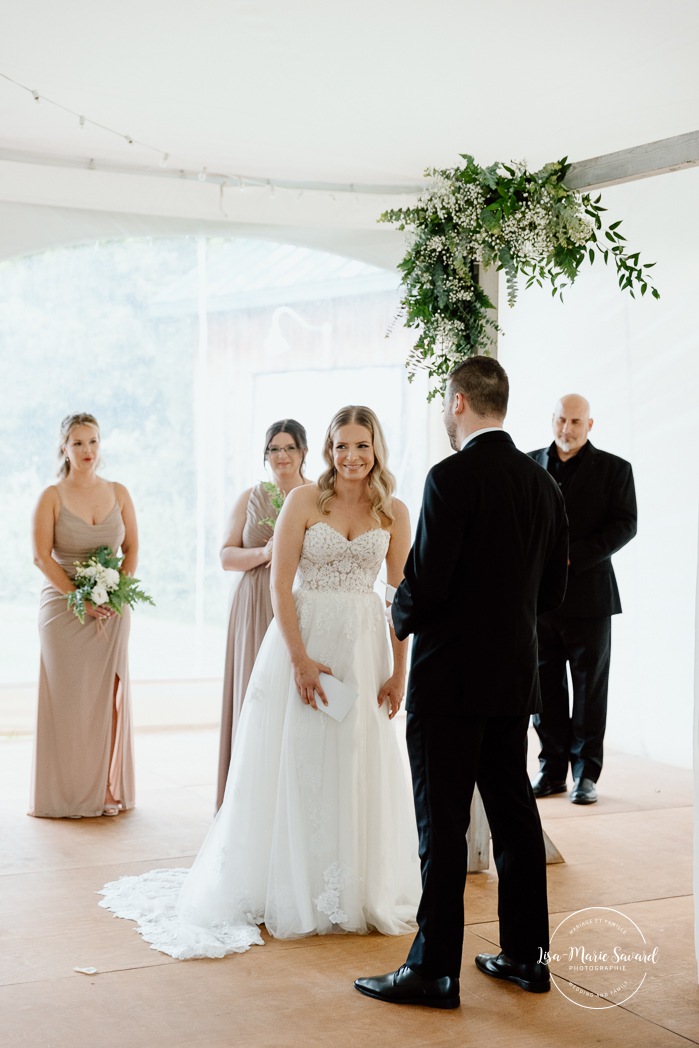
[354,965,460,1009]
[475,952,550,993]
[570,777,597,804]
[531,772,567,798]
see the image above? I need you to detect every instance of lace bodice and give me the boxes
[298,522,389,594]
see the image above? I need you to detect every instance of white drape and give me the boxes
[694,522,699,979]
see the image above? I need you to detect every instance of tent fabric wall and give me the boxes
[695,542,699,979]
[499,166,699,770]
[496,168,699,978]
[0,199,405,270]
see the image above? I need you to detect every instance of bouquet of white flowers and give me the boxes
[66,545,154,623]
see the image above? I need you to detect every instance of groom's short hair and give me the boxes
[448,356,509,419]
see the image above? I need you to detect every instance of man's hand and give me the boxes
[378,673,406,719]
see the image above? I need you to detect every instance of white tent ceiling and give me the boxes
[1,0,698,265]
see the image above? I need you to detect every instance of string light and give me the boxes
[0,69,425,198]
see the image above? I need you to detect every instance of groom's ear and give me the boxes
[452,391,467,415]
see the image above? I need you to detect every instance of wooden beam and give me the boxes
[565,130,699,192]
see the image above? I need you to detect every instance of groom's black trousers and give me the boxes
[405,711,549,979]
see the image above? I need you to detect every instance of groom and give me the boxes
[355,356,569,1008]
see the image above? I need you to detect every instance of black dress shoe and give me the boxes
[475,952,550,993]
[570,777,597,804]
[354,965,460,1009]
[531,772,567,797]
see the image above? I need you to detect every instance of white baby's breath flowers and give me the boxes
[380,153,658,401]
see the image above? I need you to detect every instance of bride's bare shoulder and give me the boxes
[282,484,320,525]
[386,497,409,529]
[286,483,319,508]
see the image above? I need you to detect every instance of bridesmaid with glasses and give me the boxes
[216,418,309,809]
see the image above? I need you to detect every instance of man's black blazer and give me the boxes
[393,431,568,719]
[528,442,637,618]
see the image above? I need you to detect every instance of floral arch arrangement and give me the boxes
[380,155,659,399]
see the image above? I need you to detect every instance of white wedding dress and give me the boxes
[99,522,421,958]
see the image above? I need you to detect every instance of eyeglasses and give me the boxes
[267,444,300,456]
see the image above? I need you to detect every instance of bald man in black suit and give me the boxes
[354,356,568,1009]
[529,394,637,805]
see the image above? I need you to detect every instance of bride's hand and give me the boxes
[378,673,405,719]
[293,657,332,711]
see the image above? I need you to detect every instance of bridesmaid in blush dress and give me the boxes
[30,413,140,819]
[216,419,309,809]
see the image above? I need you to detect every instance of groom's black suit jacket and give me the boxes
[393,431,569,717]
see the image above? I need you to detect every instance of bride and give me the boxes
[100,406,421,958]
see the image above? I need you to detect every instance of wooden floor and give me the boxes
[1,726,697,1048]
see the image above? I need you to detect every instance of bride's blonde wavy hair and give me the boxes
[317,406,396,525]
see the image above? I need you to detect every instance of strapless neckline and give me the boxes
[307,521,389,544]
[59,503,120,527]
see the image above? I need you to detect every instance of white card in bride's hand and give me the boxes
[317,673,358,723]
[380,578,397,604]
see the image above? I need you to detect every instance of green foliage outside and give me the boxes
[0,237,208,623]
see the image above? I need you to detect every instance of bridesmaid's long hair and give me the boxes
[317,406,395,525]
[57,413,101,479]
[263,418,308,477]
